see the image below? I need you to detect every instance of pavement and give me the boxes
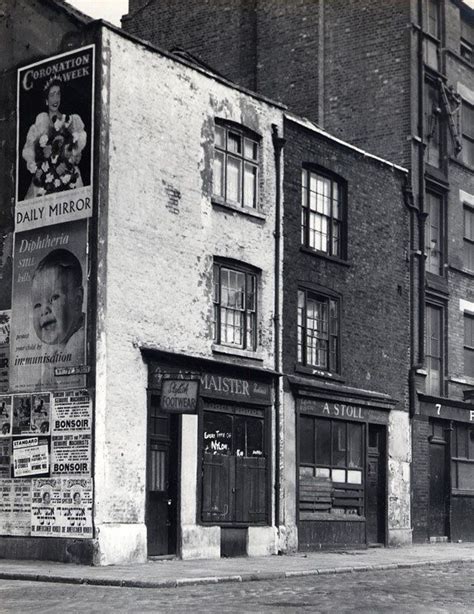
[0,542,473,590]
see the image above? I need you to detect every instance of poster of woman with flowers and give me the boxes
[16,46,94,208]
[21,80,87,200]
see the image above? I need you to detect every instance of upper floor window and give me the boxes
[425,80,442,167]
[301,168,344,258]
[460,18,473,63]
[423,0,440,70]
[213,122,259,209]
[213,261,257,351]
[297,289,339,373]
[425,191,444,275]
[464,206,474,271]
[465,314,474,379]
[461,101,474,167]
[425,303,443,396]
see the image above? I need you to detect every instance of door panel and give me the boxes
[429,426,448,538]
[366,425,386,545]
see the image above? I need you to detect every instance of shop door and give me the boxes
[147,401,179,557]
[428,421,448,538]
[366,424,386,545]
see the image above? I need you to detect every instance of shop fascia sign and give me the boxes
[160,377,200,414]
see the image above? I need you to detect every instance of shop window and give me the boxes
[201,407,267,524]
[423,0,440,70]
[213,261,257,351]
[425,80,442,167]
[464,206,474,271]
[301,167,345,259]
[425,191,444,275]
[299,416,364,517]
[461,101,474,167]
[213,121,259,209]
[460,18,473,63]
[425,303,443,395]
[297,289,339,373]
[465,314,474,379]
[452,424,474,491]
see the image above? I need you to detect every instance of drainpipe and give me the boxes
[272,124,285,536]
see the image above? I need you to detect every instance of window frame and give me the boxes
[423,0,441,70]
[424,77,444,168]
[464,313,474,380]
[425,302,444,396]
[461,100,474,168]
[212,259,259,352]
[460,16,474,64]
[300,165,346,260]
[464,205,474,272]
[451,423,474,493]
[213,120,260,211]
[297,287,340,374]
[425,189,445,276]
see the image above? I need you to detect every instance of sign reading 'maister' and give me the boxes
[160,379,199,414]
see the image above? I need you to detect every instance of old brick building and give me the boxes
[123,0,474,544]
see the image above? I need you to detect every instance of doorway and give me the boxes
[428,420,449,539]
[366,424,386,545]
[147,396,179,556]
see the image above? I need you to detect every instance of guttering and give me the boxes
[271,124,285,535]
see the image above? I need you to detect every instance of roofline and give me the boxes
[84,19,287,112]
[40,0,93,25]
[285,113,408,174]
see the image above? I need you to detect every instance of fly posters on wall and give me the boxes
[0,479,31,536]
[30,477,61,536]
[16,46,94,231]
[13,437,49,477]
[51,390,91,475]
[0,395,12,437]
[0,310,10,393]
[9,220,88,392]
[0,439,12,478]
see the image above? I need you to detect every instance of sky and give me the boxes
[68,0,129,26]
[69,0,474,26]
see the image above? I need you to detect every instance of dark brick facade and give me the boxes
[283,118,410,407]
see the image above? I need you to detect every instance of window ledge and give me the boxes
[448,265,474,278]
[299,246,350,267]
[212,343,264,361]
[294,364,344,383]
[211,198,266,221]
[449,155,474,173]
[448,376,474,386]
[452,489,474,498]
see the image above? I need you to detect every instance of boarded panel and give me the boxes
[202,453,232,522]
[235,456,266,523]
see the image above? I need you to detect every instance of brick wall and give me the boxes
[282,118,411,406]
[411,416,430,542]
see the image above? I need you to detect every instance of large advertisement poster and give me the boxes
[0,310,10,393]
[16,46,94,231]
[9,220,88,392]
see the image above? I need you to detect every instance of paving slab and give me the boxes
[0,542,473,590]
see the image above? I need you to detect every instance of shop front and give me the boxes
[293,387,393,550]
[418,398,474,542]
[146,352,276,559]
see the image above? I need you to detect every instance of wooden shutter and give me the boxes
[201,453,232,522]
[235,456,267,523]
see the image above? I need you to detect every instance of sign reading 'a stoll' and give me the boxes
[160,379,199,414]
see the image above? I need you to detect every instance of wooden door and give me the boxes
[428,422,448,538]
[147,402,179,556]
[366,424,386,545]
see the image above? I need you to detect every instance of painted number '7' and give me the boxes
[436,403,441,416]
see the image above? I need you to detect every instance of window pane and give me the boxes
[315,418,331,465]
[469,428,474,460]
[465,347,474,379]
[246,417,264,457]
[243,162,257,208]
[315,467,330,478]
[203,412,233,455]
[244,138,258,161]
[426,192,442,275]
[226,156,241,203]
[297,291,305,363]
[215,125,225,148]
[348,422,363,468]
[332,468,346,483]
[300,416,314,465]
[332,421,346,467]
[228,132,241,154]
[347,470,362,484]
[457,425,468,458]
[213,151,225,198]
[457,461,474,490]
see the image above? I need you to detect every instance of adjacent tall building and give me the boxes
[123,0,474,544]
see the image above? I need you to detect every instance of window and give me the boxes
[425,80,442,167]
[461,101,474,167]
[452,424,474,491]
[425,303,443,395]
[301,168,344,258]
[464,206,474,271]
[425,191,444,275]
[465,314,474,379]
[299,416,364,516]
[297,289,339,372]
[201,406,267,523]
[423,0,440,70]
[213,122,259,209]
[460,18,473,63]
[213,262,257,350]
